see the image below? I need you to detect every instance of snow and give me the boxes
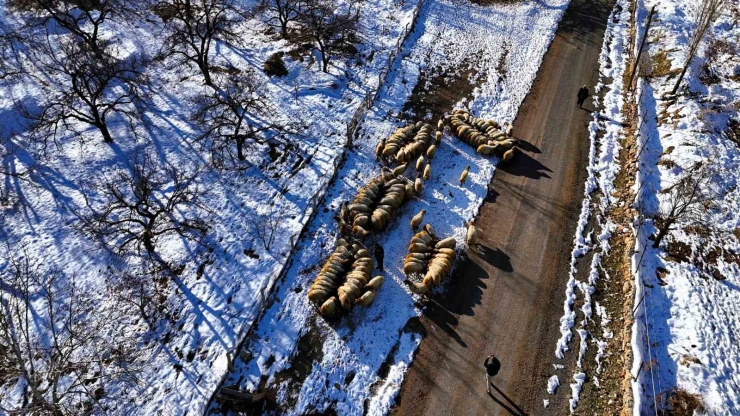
[547,375,560,394]
[0,0,421,413]
[630,0,740,412]
[213,0,571,413]
[569,372,586,412]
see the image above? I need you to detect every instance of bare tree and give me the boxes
[191,70,289,165]
[26,0,135,57]
[23,36,147,145]
[652,162,717,248]
[0,252,142,414]
[0,24,24,81]
[76,153,207,254]
[298,0,358,73]
[159,0,242,87]
[259,0,306,39]
[671,0,725,94]
[247,204,288,251]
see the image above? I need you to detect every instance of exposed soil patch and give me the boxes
[399,52,486,122]
[268,321,326,412]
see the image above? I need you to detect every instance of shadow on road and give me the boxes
[513,137,541,154]
[477,246,513,273]
[497,150,552,180]
[423,300,466,347]
[488,383,528,416]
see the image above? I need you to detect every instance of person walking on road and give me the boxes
[374,243,385,271]
[484,354,501,394]
[576,85,590,109]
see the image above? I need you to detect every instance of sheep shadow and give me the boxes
[476,245,513,273]
[496,149,551,180]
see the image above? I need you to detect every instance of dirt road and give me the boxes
[392,0,616,413]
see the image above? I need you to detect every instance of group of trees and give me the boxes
[260,0,359,72]
[0,0,363,409]
[1,251,143,415]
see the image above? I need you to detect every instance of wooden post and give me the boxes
[628,5,657,92]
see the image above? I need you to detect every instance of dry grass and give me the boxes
[658,388,706,416]
[650,50,675,78]
[657,156,678,169]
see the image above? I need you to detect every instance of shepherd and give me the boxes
[484,354,501,394]
[374,243,385,271]
[576,85,590,109]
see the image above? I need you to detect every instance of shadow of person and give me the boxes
[496,149,552,180]
[488,383,528,416]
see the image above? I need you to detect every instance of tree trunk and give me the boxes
[98,123,114,143]
[200,60,213,87]
[652,219,674,248]
[671,59,691,95]
[280,21,289,39]
[237,137,246,160]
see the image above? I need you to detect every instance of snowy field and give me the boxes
[0,0,419,413]
[213,0,570,414]
[630,0,740,413]
[543,0,630,411]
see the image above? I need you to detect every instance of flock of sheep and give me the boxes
[309,109,516,317]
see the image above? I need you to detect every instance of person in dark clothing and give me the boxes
[484,355,501,394]
[577,85,590,109]
[374,243,385,271]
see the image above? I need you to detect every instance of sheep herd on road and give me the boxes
[309,109,518,317]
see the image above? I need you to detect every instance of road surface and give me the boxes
[392,0,616,413]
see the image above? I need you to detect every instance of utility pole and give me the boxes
[628,5,657,92]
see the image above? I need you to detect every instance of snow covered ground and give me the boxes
[213,0,571,414]
[0,0,420,413]
[544,0,630,411]
[630,0,740,414]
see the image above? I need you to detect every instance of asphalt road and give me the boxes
[391,0,616,413]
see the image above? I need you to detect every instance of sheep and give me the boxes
[356,290,376,306]
[435,131,442,144]
[505,123,513,137]
[423,163,431,180]
[410,209,426,230]
[426,144,437,159]
[366,276,384,290]
[459,165,470,185]
[415,176,423,193]
[407,281,430,296]
[503,147,516,162]
[466,221,478,247]
[437,119,444,130]
[392,163,408,177]
[375,139,385,159]
[416,154,425,172]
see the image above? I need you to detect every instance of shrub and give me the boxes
[264,52,289,77]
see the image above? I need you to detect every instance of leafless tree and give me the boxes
[0,24,24,81]
[25,0,136,57]
[76,153,207,254]
[0,251,142,415]
[297,0,358,73]
[671,0,725,94]
[247,204,288,251]
[259,0,306,39]
[159,0,242,87]
[191,70,290,165]
[23,35,147,145]
[652,162,718,248]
